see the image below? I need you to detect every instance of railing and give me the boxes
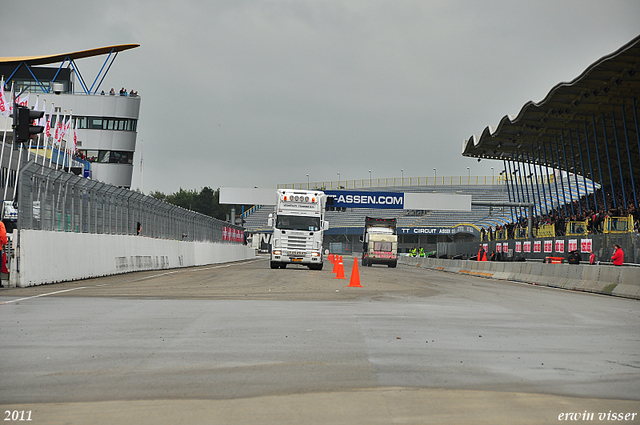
[536,224,556,238]
[566,220,588,236]
[603,216,634,234]
[277,173,583,190]
[17,161,244,243]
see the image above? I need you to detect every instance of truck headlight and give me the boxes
[311,251,320,257]
[273,250,281,255]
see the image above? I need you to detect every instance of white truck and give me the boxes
[267,189,328,270]
[360,216,398,268]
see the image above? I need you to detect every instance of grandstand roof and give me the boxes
[0,44,139,66]
[462,35,640,189]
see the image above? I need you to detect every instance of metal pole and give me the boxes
[532,145,546,215]
[583,121,597,211]
[611,111,627,208]
[560,131,575,216]
[633,98,640,197]
[554,135,568,216]
[574,128,590,211]
[601,113,617,209]
[540,142,555,215]
[591,115,607,211]
[567,130,582,215]
[526,151,540,217]
[503,160,515,221]
[620,105,637,208]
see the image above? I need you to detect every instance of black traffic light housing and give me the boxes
[14,105,44,142]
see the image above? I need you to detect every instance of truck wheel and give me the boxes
[270,262,279,269]
[361,258,367,267]
[388,261,397,268]
[308,263,323,271]
[280,264,287,269]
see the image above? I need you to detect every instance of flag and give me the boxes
[17,92,29,107]
[72,120,77,152]
[45,104,53,138]
[0,78,8,118]
[61,115,70,141]
[53,112,62,145]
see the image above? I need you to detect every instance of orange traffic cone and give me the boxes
[329,253,334,263]
[348,257,362,287]
[331,255,339,273]
[335,256,346,279]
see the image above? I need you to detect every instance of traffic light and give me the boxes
[15,105,44,142]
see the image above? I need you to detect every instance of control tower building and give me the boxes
[0,44,141,190]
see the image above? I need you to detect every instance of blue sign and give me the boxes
[398,225,479,236]
[324,190,404,209]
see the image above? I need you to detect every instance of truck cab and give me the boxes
[361,216,398,268]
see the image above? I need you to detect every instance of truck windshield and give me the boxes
[276,215,321,231]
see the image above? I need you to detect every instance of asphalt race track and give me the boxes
[1,256,639,424]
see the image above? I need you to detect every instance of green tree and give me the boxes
[149,187,252,223]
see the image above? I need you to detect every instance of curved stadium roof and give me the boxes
[462,35,640,191]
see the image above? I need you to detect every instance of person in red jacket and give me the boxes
[611,244,624,266]
[477,244,487,261]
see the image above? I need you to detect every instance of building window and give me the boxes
[80,150,133,164]
[72,116,137,131]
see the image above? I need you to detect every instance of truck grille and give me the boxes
[284,235,309,251]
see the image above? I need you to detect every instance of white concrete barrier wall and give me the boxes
[399,256,640,300]
[14,230,256,288]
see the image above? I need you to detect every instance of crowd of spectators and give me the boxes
[481,179,640,239]
[100,87,138,97]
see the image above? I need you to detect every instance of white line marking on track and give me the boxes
[0,258,266,305]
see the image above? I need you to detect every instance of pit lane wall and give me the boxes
[10,230,256,288]
[399,256,640,300]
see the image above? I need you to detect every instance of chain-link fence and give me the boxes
[17,161,244,243]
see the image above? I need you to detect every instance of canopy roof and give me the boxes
[462,35,640,188]
[0,44,139,66]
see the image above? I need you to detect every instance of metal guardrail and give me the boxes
[278,175,505,190]
[17,161,244,243]
[277,174,600,190]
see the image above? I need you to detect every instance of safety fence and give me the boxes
[278,175,507,190]
[17,161,244,243]
[480,217,633,242]
[438,232,639,265]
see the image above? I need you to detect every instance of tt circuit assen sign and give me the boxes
[399,224,480,237]
[324,191,404,209]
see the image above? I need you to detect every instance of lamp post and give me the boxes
[433,168,436,185]
[306,173,309,189]
[401,169,404,186]
[467,167,470,185]
[337,172,340,189]
[491,167,494,185]
[368,170,372,187]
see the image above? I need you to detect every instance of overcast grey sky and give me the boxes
[3,1,639,194]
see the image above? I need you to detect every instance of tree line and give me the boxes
[149,187,251,223]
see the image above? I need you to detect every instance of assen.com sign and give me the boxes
[324,191,404,209]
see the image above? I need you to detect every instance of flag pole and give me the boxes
[66,111,73,173]
[47,104,55,168]
[3,85,18,202]
[140,138,144,194]
[0,81,14,196]
[12,137,23,200]
[39,99,47,166]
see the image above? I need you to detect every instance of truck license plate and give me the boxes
[292,258,302,262]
